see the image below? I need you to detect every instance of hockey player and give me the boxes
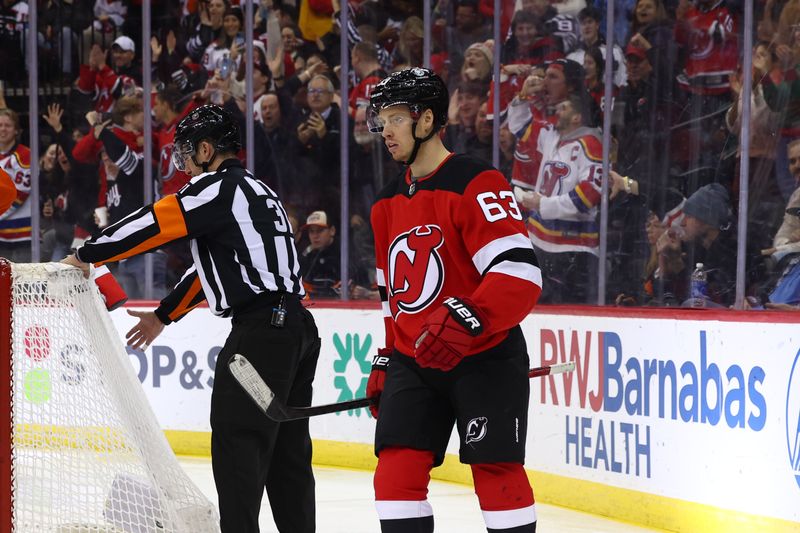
[365,67,543,533]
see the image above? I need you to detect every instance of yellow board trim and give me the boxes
[163,431,800,533]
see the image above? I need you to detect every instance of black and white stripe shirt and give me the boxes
[77,159,303,323]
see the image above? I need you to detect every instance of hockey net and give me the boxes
[0,260,219,533]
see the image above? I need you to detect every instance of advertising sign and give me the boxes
[110,306,800,529]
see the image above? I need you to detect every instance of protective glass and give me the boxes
[171,139,195,172]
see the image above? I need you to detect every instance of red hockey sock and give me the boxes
[374,447,435,533]
[472,463,536,531]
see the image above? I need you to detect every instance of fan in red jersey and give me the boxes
[366,67,543,533]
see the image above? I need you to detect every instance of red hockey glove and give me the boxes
[366,348,392,418]
[415,297,486,371]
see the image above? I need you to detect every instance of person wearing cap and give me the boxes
[454,40,493,92]
[656,183,740,307]
[299,211,341,299]
[614,39,677,247]
[77,38,141,112]
[110,36,137,73]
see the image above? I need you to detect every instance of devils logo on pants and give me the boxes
[465,417,488,445]
[388,225,445,318]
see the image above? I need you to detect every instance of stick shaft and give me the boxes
[278,360,577,420]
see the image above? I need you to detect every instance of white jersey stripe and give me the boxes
[488,262,543,287]
[235,249,261,293]
[375,500,434,520]
[376,267,386,287]
[232,185,278,290]
[472,233,534,274]
[381,301,391,317]
[207,252,228,313]
[482,504,537,529]
[182,179,223,212]
[94,211,154,245]
[273,234,293,291]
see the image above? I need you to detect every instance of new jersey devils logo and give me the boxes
[388,225,445,318]
[465,417,488,445]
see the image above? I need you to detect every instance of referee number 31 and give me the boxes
[477,191,523,223]
[267,198,291,232]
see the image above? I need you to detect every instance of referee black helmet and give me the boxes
[367,67,448,165]
[172,104,241,172]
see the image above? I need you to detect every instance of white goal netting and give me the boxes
[3,262,219,533]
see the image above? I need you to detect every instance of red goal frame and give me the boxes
[0,259,12,532]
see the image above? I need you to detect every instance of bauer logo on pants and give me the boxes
[466,417,488,445]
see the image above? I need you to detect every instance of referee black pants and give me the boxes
[210,293,320,533]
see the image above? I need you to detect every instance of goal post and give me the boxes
[0,259,219,532]
[1,259,12,533]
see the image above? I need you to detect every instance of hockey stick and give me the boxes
[228,353,576,422]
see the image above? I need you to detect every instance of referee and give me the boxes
[63,104,320,533]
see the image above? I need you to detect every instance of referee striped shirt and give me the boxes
[76,159,303,323]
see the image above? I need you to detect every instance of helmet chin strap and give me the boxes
[402,122,438,167]
[192,146,218,173]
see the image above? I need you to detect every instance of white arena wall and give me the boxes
[110,302,800,532]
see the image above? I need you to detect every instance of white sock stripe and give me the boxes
[375,500,434,520]
[482,504,537,529]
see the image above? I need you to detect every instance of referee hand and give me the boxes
[61,254,91,278]
[125,309,165,351]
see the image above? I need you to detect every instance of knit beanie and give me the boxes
[465,41,493,67]
[683,183,732,228]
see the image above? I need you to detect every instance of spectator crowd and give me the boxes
[1,0,800,309]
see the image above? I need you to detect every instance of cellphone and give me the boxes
[99,112,113,123]
[219,57,234,80]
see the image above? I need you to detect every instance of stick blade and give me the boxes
[228,353,277,415]
[551,361,576,375]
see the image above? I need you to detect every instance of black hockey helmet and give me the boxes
[367,67,449,165]
[172,104,241,172]
[367,67,449,133]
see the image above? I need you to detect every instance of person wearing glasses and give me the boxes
[293,74,341,213]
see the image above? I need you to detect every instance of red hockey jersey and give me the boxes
[674,1,737,95]
[371,154,543,357]
[77,64,136,112]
